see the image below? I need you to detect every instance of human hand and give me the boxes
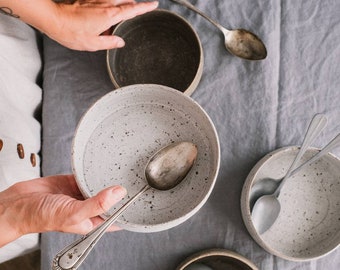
[1,0,158,51]
[0,175,126,247]
[48,0,159,50]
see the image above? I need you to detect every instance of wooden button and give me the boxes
[17,143,25,159]
[30,153,36,167]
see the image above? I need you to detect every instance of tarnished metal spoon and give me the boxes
[52,141,198,270]
[249,114,327,211]
[252,133,340,235]
[171,0,267,60]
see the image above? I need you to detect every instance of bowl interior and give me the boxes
[107,9,203,95]
[241,147,340,261]
[72,84,220,232]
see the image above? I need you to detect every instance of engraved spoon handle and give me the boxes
[52,185,150,270]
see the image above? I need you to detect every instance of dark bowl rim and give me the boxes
[106,8,204,96]
[175,248,258,270]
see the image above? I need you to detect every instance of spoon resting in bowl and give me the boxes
[52,141,198,270]
[249,114,327,210]
[251,133,340,235]
[171,0,267,60]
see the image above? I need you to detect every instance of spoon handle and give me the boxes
[170,0,225,31]
[274,114,327,196]
[52,185,150,270]
[285,114,327,178]
[288,133,340,178]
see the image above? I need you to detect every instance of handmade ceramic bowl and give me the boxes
[107,9,203,96]
[176,249,258,270]
[72,84,220,232]
[241,146,340,261]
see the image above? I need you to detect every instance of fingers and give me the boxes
[89,216,122,231]
[113,0,136,6]
[95,35,126,51]
[108,1,158,26]
[80,186,127,218]
[61,185,127,234]
[87,1,157,50]
[66,216,122,234]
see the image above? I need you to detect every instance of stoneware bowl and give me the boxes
[72,84,220,232]
[176,249,258,270]
[107,9,203,96]
[241,146,340,261]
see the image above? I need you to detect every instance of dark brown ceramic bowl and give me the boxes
[107,9,203,96]
[176,249,258,270]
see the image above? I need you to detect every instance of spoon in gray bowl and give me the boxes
[252,132,340,235]
[171,0,267,60]
[249,114,327,211]
[52,141,198,270]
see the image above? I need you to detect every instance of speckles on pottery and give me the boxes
[241,146,340,261]
[0,139,3,151]
[72,85,220,233]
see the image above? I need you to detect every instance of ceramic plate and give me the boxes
[107,9,203,96]
[72,84,220,232]
[176,249,258,270]
[241,146,340,261]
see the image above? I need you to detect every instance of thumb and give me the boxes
[93,35,126,51]
[76,185,127,220]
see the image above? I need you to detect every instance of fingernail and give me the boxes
[116,39,125,48]
[148,1,158,7]
[82,219,93,232]
[111,186,127,200]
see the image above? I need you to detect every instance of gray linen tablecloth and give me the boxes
[41,0,340,269]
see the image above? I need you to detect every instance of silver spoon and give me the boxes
[171,0,267,60]
[249,114,327,211]
[52,141,198,270]
[252,133,340,235]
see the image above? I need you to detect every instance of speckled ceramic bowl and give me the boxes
[241,146,340,261]
[107,9,203,96]
[176,249,258,270]
[72,84,220,232]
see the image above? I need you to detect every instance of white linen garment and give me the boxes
[0,14,42,263]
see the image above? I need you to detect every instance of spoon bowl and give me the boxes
[146,142,198,190]
[224,29,267,60]
[249,177,279,211]
[171,0,267,60]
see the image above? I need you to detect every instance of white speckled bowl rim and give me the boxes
[175,248,258,270]
[241,146,340,261]
[72,84,220,233]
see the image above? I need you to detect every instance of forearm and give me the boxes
[0,0,60,34]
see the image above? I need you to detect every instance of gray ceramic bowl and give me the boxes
[72,84,220,232]
[107,9,203,96]
[176,249,258,270]
[241,146,340,261]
